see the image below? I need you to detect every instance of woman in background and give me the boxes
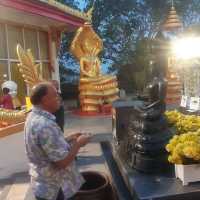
[0,87,14,109]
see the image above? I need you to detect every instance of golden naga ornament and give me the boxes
[0,109,26,127]
[0,45,42,128]
[70,22,119,112]
[17,44,43,88]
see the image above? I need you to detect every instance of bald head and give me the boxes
[30,82,60,113]
[30,82,51,105]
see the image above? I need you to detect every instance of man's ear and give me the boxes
[41,95,47,105]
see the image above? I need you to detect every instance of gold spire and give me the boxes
[163,5,182,31]
[86,5,94,22]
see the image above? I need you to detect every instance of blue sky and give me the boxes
[78,0,87,10]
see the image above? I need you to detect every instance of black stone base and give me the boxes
[111,143,200,200]
[131,151,170,173]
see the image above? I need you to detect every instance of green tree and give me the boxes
[88,0,200,92]
[57,0,200,92]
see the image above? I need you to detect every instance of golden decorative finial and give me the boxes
[17,44,43,88]
[86,2,95,22]
[163,1,182,31]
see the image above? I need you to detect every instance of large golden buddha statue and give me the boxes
[70,22,119,113]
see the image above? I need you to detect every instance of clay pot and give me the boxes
[74,171,116,200]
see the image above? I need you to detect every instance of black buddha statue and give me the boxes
[130,77,172,172]
[112,76,173,173]
[137,77,167,121]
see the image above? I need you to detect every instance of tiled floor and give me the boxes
[64,111,112,140]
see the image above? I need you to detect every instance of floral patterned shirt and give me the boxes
[24,106,84,200]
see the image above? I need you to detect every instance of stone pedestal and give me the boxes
[112,100,172,173]
[110,142,200,200]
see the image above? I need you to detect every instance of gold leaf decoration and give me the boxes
[17,44,43,88]
[0,109,26,126]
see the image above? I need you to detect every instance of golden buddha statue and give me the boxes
[70,22,119,112]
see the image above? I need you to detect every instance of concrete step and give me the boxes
[5,181,29,200]
[0,185,12,200]
[0,172,32,200]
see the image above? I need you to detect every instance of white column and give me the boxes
[51,41,61,89]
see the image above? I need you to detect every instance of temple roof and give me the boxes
[0,0,90,28]
[36,0,91,21]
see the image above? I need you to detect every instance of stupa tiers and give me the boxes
[163,4,183,105]
[71,23,119,114]
[165,58,182,104]
[162,5,182,32]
